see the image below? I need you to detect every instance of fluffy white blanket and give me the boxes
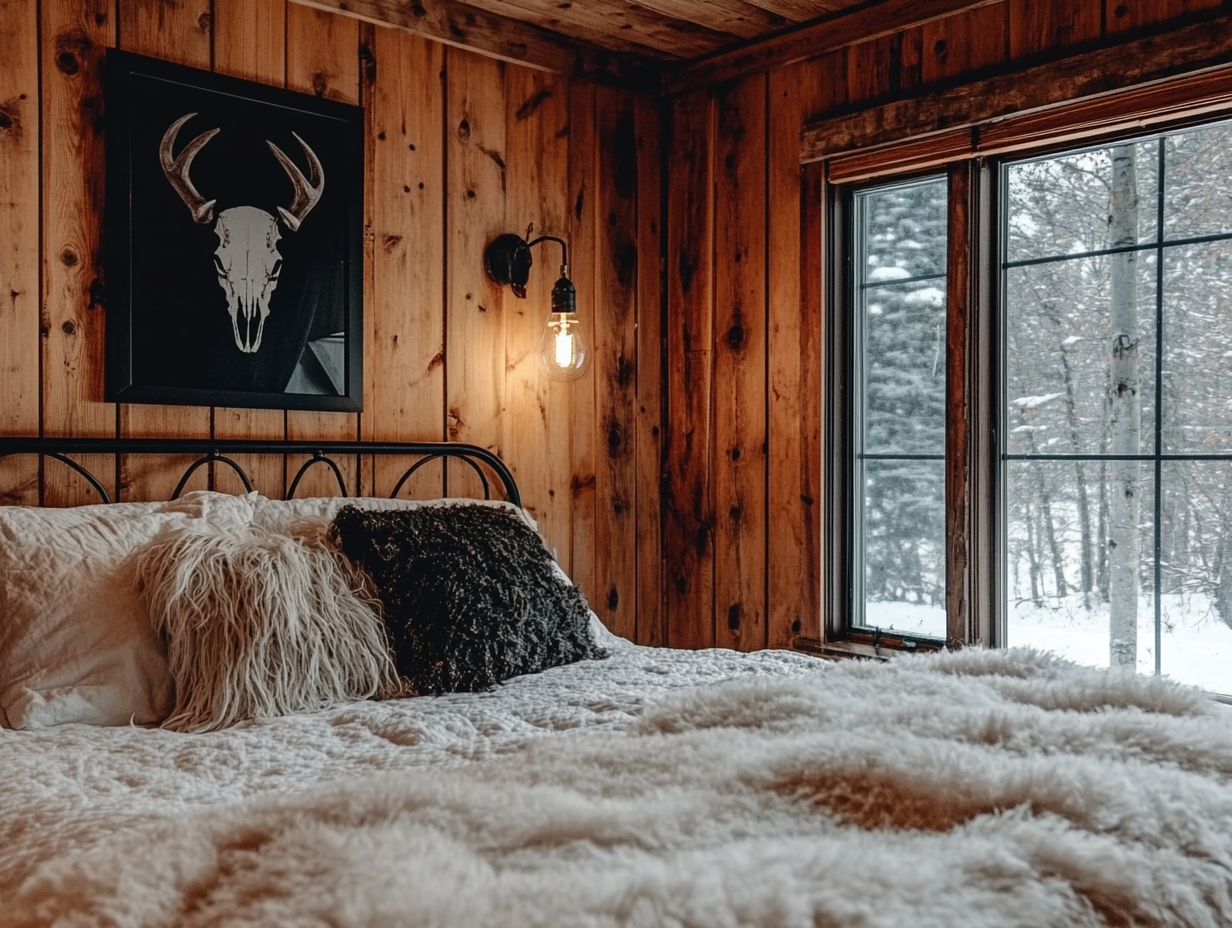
[5,647,1232,927]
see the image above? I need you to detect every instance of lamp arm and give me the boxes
[527,234,569,273]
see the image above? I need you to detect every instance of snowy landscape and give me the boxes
[868,597,1232,695]
[858,120,1232,698]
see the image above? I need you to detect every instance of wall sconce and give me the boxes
[484,227,591,383]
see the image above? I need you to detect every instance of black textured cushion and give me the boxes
[330,504,604,695]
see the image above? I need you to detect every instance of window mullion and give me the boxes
[945,163,973,648]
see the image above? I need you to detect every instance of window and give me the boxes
[1003,123,1232,692]
[826,114,1232,696]
[851,178,948,639]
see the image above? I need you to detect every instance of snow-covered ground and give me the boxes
[866,595,1232,695]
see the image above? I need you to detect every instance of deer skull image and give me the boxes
[160,113,324,354]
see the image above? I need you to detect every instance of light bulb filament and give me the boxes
[554,319,575,369]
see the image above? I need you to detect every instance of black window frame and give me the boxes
[823,113,1232,674]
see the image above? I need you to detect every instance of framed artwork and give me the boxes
[105,49,364,412]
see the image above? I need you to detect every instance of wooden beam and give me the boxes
[290,0,662,93]
[664,0,1000,97]
[802,14,1232,162]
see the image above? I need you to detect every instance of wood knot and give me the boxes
[311,72,328,97]
[727,604,741,630]
[56,51,79,75]
[61,320,76,335]
[457,118,471,140]
[933,39,947,56]
[791,619,802,633]
[0,110,13,131]
[606,587,619,610]
[61,248,79,267]
[726,323,744,349]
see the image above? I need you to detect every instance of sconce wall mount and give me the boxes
[484,229,589,382]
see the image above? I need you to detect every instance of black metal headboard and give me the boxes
[0,438,521,508]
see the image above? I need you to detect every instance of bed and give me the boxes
[2,439,1231,928]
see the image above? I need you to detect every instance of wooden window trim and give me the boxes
[804,33,1232,651]
[802,16,1232,182]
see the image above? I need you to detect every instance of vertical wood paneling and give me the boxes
[41,0,115,506]
[847,27,923,106]
[117,0,213,502]
[0,0,41,505]
[10,5,665,645]
[212,0,286,83]
[446,51,507,501]
[593,86,639,639]
[1106,0,1223,33]
[665,89,715,649]
[211,0,288,498]
[121,0,210,66]
[567,81,598,598]
[357,23,376,496]
[921,2,1009,85]
[713,74,767,652]
[503,68,573,562]
[1008,0,1101,60]
[285,2,360,498]
[364,27,446,498]
[802,47,849,123]
[767,58,823,648]
[634,93,664,646]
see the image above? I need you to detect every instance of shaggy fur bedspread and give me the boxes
[4,646,1232,927]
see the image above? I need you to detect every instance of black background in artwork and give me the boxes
[128,73,350,396]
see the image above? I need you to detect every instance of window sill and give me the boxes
[794,634,945,662]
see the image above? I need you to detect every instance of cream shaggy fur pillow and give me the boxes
[130,520,397,732]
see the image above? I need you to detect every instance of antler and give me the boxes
[160,113,219,224]
[267,133,325,231]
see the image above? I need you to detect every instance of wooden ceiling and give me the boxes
[296,0,1001,94]
[446,0,864,61]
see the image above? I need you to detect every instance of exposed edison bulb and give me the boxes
[538,312,591,382]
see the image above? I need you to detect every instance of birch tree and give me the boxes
[1108,144,1140,668]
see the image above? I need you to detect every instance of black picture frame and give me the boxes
[105,49,364,412]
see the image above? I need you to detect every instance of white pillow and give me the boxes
[0,491,257,729]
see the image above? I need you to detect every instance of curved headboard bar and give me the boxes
[0,438,521,509]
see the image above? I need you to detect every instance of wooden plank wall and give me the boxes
[0,0,662,643]
[662,0,1224,649]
